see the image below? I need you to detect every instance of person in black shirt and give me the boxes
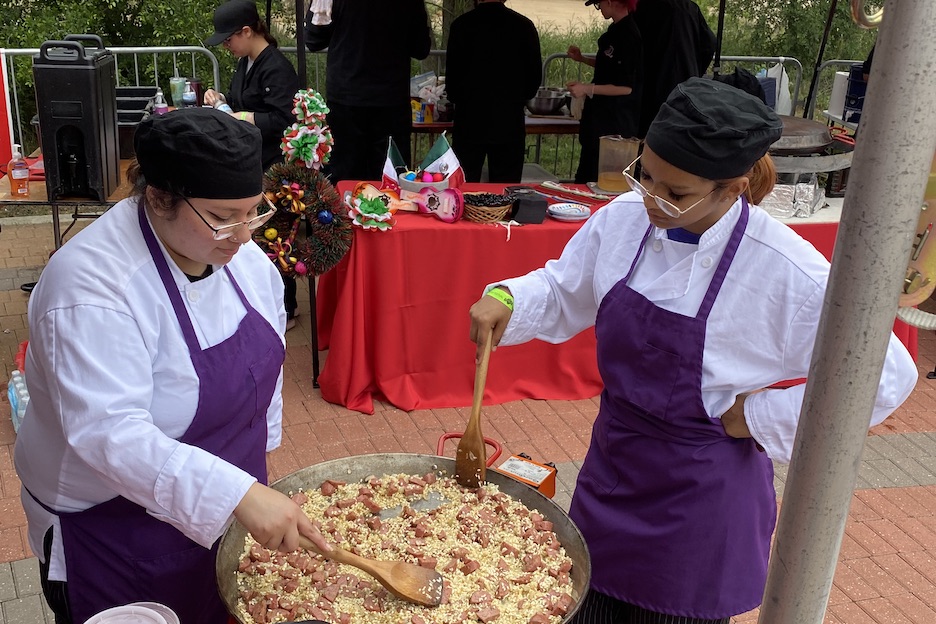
[305,0,431,183]
[446,0,542,183]
[632,0,715,137]
[567,0,642,184]
[204,0,299,172]
[204,0,302,329]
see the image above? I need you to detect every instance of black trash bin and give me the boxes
[32,34,120,202]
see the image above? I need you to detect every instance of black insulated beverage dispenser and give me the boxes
[33,35,120,202]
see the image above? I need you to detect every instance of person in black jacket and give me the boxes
[305,0,431,183]
[204,0,302,330]
[446,0,542,183]
[567,0,642,184]
[632,0,715,137]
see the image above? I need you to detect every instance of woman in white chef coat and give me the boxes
[14,108,330,624]
[468,78,918,624]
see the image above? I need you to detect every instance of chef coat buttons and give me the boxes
[701,257,713,268]
[652,240,663,252]
[187,290,200,303]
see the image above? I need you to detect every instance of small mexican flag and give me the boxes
[381,132,465,191]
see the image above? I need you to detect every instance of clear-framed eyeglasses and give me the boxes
[184,194,276,241]
[622,156,718,218]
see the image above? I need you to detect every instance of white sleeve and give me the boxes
[265,272,287,452]
[37,305,256,548]
[491,214,606,346]
[745,332,918,464]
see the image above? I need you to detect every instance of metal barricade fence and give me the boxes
[3,45,220,151]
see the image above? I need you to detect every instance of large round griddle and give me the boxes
[217,453,591,623]
[769,115,834,155]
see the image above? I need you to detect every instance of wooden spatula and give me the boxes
[455,331,493,488]
[299,536,443,607]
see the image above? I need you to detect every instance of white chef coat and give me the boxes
[14,197,286,582]
[493,193,917,463]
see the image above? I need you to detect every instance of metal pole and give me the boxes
[802,0,839,119]
[295,0,307,88]
[759,0,936,622]
[712,0,726,78]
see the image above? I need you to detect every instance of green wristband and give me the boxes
[486,287,514,311]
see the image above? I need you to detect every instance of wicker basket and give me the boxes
[463,193,514,223]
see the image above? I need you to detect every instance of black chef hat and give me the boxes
[645,77,783,180]
[134,107,262,199]
[205,0,260,46]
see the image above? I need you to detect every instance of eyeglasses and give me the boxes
[622,157,719,218]
[184,195,276,240]
[223,28,245,45]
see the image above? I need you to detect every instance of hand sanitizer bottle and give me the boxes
[8,144,29,197]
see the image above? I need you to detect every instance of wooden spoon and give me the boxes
[455,331,493,488]
[299,536,443,607]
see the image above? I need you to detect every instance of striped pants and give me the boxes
[569,589,732,624]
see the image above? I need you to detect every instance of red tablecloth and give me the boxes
[317,184,916,414]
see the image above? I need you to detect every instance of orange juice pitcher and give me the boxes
[597,135,640,192]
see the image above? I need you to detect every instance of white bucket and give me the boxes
[828,71,849,118]
[82,605,168,624]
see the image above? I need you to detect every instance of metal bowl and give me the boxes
[527,87,570,116]
[217,453,591,623]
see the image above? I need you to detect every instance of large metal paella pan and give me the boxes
[217,453,592,623]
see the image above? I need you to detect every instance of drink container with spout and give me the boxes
[596,135,640,192]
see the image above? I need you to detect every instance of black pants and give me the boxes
[575,131,600,185]
[283,274,298,320]
[39,528,73,624]
[569,589,731,624]
[325,101,412,183]
[453,133,526,183]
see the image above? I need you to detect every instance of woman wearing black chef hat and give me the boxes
[14,108,331,624]
[468,78,917,623]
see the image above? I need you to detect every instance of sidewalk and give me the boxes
[0,217,935,623]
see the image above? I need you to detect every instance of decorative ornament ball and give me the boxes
[421,172,434,183]
[432,172,444,182]
[294,261,308,275]
[317,209,334,225]
[264,227,278,241]
[405,172,417,181]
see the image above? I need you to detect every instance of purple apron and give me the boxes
[34,202,284,623]
[568,198,776,619]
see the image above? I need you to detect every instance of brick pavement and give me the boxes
[0,217,935,622]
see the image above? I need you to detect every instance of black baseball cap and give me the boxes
[205,0,260,46]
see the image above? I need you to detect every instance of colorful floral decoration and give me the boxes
[252,89,351,278]
[347,193,396,231]
[281,89,333,170]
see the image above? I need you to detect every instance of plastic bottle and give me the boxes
[7,143,30,198]
[213,97,234,114]
[8,370,28,433]
[182,81,197,108]
[153,88,169,116]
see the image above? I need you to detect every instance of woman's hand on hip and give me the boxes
[469,289,512,362]
[235,482,332,554]
[721,393,755,438]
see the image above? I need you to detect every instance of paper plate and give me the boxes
[547,203,591,222]
[128,603,180,624]
[82,605,168,624]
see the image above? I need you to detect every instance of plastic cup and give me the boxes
[82,605,168,624]
[169,77,187,108]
